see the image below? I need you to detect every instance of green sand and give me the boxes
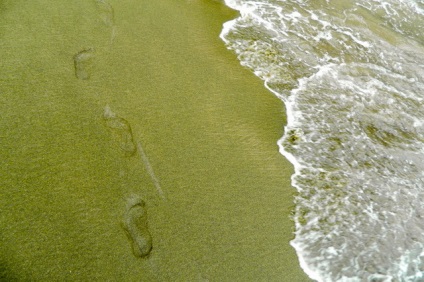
[0,0,310,280]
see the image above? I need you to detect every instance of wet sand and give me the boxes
[0,0,310,280]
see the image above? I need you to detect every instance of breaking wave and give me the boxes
[220,0,424,281]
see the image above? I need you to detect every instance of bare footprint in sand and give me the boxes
[94,0,116,44]
[122,196,153,258]
[103,106,137,156]
[73,48,94,80]
[95,0,114,27]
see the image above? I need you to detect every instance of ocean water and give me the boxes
[220,0,424,281]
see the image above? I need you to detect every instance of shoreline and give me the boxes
[0,0,310,280]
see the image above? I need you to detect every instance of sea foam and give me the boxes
[221,0,424,281]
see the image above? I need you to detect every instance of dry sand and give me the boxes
[0,0,310,280]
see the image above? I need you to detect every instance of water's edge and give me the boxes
[219,0,424,281]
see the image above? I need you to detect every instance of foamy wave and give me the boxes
[281,63,424,281]
[221,0,424,281]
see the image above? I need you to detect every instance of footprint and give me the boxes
[73,48,94,80]
[122,196,153,258]
[103,106,137,157]
[95,0,114,27]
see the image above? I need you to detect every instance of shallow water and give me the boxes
[221,0,424,281]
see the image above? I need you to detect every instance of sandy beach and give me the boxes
[0,0,310,280]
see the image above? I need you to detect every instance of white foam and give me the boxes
[220,0,424,281]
